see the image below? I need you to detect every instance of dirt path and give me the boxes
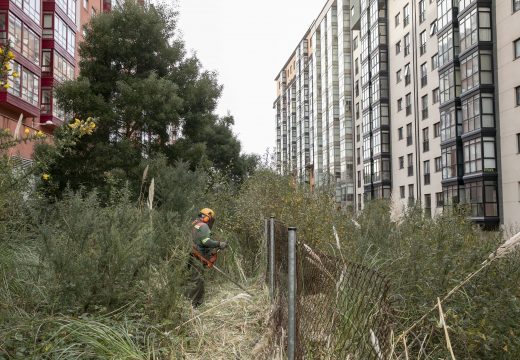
[182,279,278,359]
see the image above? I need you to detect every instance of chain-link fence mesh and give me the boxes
[267,218,394,359]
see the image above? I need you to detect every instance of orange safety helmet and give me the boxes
[199,208,216,223]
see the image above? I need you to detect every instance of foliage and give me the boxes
[224,170,520,359]
[49,0,257,200]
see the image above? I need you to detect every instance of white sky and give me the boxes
[174,0,324,155]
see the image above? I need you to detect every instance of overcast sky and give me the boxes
[173,0,324,155]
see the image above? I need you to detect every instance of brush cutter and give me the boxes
[191,247,253,297]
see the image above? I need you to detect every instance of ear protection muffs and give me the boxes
[202,215,210,223]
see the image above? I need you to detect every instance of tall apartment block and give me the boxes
[275,0,520,228]
[274,0,355,207]
[0,0,114,162]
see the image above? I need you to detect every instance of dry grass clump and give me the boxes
[181,279,277,360]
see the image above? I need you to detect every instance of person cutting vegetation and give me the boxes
[186,208,228,307]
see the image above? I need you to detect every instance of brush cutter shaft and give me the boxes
[211,264,254,297]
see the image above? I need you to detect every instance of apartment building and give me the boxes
[276,0,520,228]
[0,0,114,161]
[274,0,355,207]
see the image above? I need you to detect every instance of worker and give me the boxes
[186,208,227,307]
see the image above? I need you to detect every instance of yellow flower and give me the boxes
[7,51,15,60]
[4,63,11,71]
[11,71,19,78]
[24,128,30,136]
[3,128,10,134]
[0,48,3,55]
[3,83,10,89]
[36,130,44,138]
[42,173,50,181]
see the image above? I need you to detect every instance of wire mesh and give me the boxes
[266,218,394,359]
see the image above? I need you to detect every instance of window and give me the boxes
[12,0,40,24]
[405,93,412,116]
[434,122,441,137]
[440,106,461,142]
[41,88,51,114]
[7,62,39,106]
[419,0,426,23]
[515,0,520,13]
[444,184,460,211]
[435,157,442,172]
[462,137,496,174]
[462,93,494,133]
[399,156,404,169]
[420,63,428,87]
[436,192,444,207]
[437,0,454,31]
[403,3,410,27]
[517,133,520,153]
[425,194,432,217]
[406,123,413,146]
[430,21,437,37]
[423,127,430,152]
[420,30,427,56]
[404,63,411,85]
[356,125,360,142]
[54,15,76,56]
[433,88,440,104]
[463,137,483,174]
[442,145,458,179]
[363,136,371,160]
[515,39,520,60]
[404,33,410,56]
[516,86,520,106]
[398,127,403,140]
[440,66,460,105]
[461,51,493,94]
[57,0,76,23]
[396,40,401,55]
[424,160,431,185]
[420,103,433,127]
[0,13,6,42]
[438,28,458,68]
[54,51,75,82]
[400,186,406,199]
[355,58,359,75]
[464,181,498,217]
[408,184,415,205]
[460,8,491,53]
[43,13,53,38]
[42,50,51,72]
[355,80,359,97]
[407,153,414,176]
[431,53,439,70]
[83,0,88,9]
[357,171,361,188]
[398,98,403,112]
[395,13,400,27]
[396,69,402,83]
[357,148,361,165]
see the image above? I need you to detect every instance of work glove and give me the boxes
[219,241,228,249]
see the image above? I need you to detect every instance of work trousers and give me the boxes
[186,257,205,307]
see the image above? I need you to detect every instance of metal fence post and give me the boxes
[288,227,297,360]
[264,218,269,285]
[269,216,275,301]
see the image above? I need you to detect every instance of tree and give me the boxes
[39,0,256,197]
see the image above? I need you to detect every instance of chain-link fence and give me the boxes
[266,218,393,359]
